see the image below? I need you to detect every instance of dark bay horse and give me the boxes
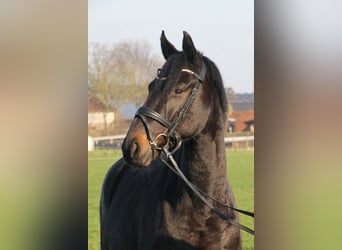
[100,31,242,250]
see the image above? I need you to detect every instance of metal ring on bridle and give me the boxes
[150,133,169,150]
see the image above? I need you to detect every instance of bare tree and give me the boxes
[225,87,235,118]
[88,40,162,135]
[111,40,162,107]
[88,43,117,135]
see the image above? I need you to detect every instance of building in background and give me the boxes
[88,94,115,130]
[229,110,254,133]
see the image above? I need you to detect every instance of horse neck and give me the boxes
[183,109,228,196]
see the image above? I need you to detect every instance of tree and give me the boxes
[111,40,162,107]
[88,43,117,135]
[225,87,235,118]
[88,40,162,135]
[226,87,235,99]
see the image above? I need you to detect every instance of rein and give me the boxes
[135,61,254,235]
[160,147,255,235]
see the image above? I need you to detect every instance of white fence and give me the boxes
[88,135,254,151]
[224,135,254,143]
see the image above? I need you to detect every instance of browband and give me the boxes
[180,62,206,82]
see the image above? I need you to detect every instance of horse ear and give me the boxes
[161,31,178,59]
[182,31,200,65]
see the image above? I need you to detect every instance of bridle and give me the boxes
[134,61,255,235]
[135,62,206,152]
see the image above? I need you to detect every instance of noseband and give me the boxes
[135,62,206,151]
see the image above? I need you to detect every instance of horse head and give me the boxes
[122,31,215,167]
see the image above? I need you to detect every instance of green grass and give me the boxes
[227,150,254,249]
[88,149,254,250]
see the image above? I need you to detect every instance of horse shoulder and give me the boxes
[100,158,128,250]
[100,158,127,210]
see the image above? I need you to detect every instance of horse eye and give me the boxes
[157,68,162,77]
[175,89,184,94]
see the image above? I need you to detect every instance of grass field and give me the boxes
[88,149,254,250]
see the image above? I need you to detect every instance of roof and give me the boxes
[88,94,115,112]
[231,102,254,112]
[230,110,254,132]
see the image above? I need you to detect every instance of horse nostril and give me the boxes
[130,140,139,159]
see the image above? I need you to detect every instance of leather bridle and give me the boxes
[135,62,206,152]
[134,61,255,235]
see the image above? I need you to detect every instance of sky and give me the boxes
[89,0,254,93]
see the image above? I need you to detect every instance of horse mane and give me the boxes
[161,52,228,115]
[202,55,228,114]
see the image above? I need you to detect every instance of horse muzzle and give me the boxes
[122,131,155,167]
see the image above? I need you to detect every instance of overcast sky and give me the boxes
[89,0,254,93]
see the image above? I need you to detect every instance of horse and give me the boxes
[100,31,243,250]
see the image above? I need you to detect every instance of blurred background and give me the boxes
[255,1,342,249]
[0,1,87,250]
